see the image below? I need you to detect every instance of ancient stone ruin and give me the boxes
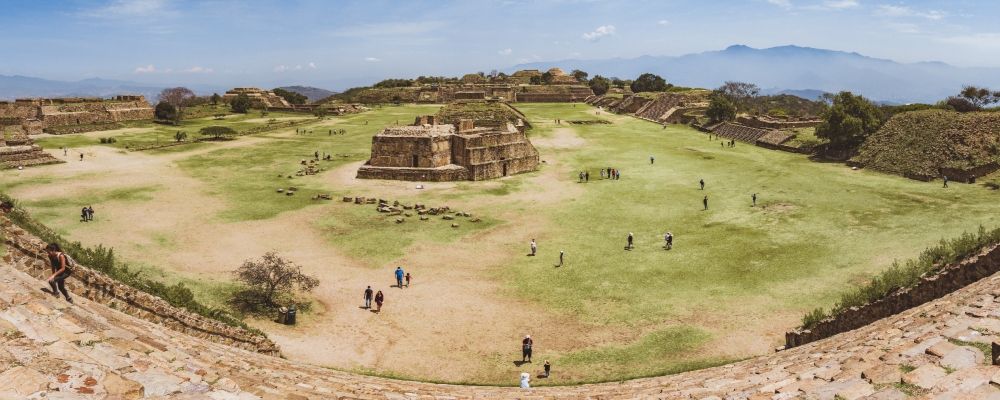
[357,103,539,182]
[222,87,291,108]
[0,120,62,169]
[0,95,153,134]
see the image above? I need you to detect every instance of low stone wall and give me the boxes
[356,165,469,181]
[940,162,1000,183]
[0,217,281,355]
[786,243,1000,348]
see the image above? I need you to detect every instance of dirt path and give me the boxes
[532,127,586,149]
[4,118,788,383]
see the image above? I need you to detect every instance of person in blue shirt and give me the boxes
[395,267,404,288]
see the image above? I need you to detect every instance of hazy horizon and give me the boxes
[3,0,1000,91]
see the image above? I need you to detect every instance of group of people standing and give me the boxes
[601,168,621,180]
[362,267,412,313]
[80,206,95,222]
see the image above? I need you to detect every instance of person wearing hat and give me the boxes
[522,335,533,363]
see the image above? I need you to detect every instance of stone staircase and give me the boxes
[4,249,1000,398]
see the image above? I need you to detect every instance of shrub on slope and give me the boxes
[855,110,1000,177]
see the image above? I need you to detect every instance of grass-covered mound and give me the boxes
[435,101,523,127]
[855,110,1000,178]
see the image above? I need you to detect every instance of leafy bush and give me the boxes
[0,193,262,335]
[801,226,1000,329]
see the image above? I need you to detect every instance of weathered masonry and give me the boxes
[357,114,539,182]
[0,95,153,134]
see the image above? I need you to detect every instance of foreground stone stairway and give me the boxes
[3,260,1000,399]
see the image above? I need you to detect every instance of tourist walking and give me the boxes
[530,239,537,256]
[544,360,551,378]
[579,171,584,182]
[364,286,373,308]
[943,175,949,188]
[374,290,384,312]
[650,155,655,165]
[752,193,757,207]
[44,243,73,304]
[520,372,531,389]
[522,335,533,362]
[405,272,411,287]
[666,232,673,250]
[79,153,84,161]
[585,171,589,182]
[395,267,404,288]
[703,195,709,210]
[558,250,564,267]
[86,206,94,221]
[626,232,634,250]
[699,179,705,190]
[80,207,88,222]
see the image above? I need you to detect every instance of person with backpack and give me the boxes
[44,243,74,303]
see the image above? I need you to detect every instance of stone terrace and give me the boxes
[5,238,1000,398]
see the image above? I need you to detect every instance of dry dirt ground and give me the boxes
[5,125,755,384]
[3,117,794,384]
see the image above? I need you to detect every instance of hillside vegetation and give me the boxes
[855,110,1000,177]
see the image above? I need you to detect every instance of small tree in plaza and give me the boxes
[231,252,319,313]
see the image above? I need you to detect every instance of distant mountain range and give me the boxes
[511,45,1000,104]
[278,86,336,103]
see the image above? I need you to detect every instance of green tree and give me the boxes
[273,88,307,105]
[210,93,221,105]
[571,69,589,83]
[173,131,188,142]
[588,75,611,95]
[541,71,554,84]
[706,94,737,123]
[529,75,543,85]
[154,101,179,124]
[959,85,1000,109]
[230,94,252,113]
[199,126,237,140]
[630,73,668,93]
[815,91,881,152]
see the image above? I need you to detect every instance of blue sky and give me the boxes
[1,0,998,90]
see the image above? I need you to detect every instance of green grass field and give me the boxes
[4,102,1000,384]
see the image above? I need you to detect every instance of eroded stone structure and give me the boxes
[222,87,291,108]
[357,106,539,181]
[0,96,153,134]
[0,121,62,169]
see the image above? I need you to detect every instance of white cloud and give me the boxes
[498,48,512,56]
[308,62,317,69]
[876,5,944,20]
[823,0,858,9]
[582,25,616,42]
[767,0,792,9]
[364,57,381,62]
[183,66,213,73]
[332,21,444,37]
[81,0,171,18]
[936,33,1000,49]
[657,19,670,26]
[134,64,156,73]
[887,22,919,34]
